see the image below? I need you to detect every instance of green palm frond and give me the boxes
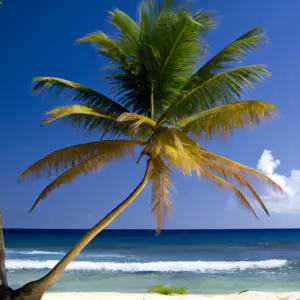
[176,100,278,140]
[150,156,173,233]
[32,77,130,136]
[159,65,270,125]
[192,11,216,32]
[75,31,129,65]
[19,140,142,182]
[139,0,175,34]
[158,26,267,125]
[109,9,140,45]
[187,26,266,82]
[32,77,128,115]
[151,12,209,114]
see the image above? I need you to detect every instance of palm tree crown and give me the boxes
[20,0,281,233]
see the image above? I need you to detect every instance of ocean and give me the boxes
[3,229,300,294]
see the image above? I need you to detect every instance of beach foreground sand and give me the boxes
[43,292,300,300]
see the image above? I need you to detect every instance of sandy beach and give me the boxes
[43,292,300,300]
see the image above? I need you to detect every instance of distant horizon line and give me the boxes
[3,227,300,231]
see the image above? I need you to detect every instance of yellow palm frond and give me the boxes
[19,140,142,181]
[201,169,258,218]
[198,148,283,192]
[117,112,156,128]
[150,127,201,176]
[176,100,278,140]
[28,156,104,212]
[201,160,269,216]
[42,105,116,125]
[150,156,173,234]
[117,112,156,137]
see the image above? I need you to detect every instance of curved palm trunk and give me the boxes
[15,159,152,300]
[0,210,12,300]
[0,211,7,287]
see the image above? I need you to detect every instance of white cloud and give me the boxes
[257,150,300,213]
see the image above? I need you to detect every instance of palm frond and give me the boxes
[158,65,270,125]
[150,156,173,233]
[201,160,269,216]
[192,10,216,32]
[28,156,103,212]
[116,112,157,138]
[109,9,140,44]
[198,148,283,192]
[32,77,128,114]
[139,0,175,34]
[153,128,282,197]
[42,105,116,125]
[19,140,142,181]
[117,112,156,128]
[151,127,202,176]
[187,26,266,83]
[184,65,269,102]
[176,100,278,140]
[152,11,208,106]
[201,169,258,218]
[150,9,216,117]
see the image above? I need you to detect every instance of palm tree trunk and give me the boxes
[17,159,152,299]
[0,210,7,287]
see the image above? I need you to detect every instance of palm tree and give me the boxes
[0,211,12,300]
[8,0,282,299]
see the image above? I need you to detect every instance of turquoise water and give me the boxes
[4,229,300,294]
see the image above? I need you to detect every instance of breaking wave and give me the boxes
[5,259,287,273]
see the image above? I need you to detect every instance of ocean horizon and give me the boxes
[3,228,300,294]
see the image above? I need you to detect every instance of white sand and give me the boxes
[43,291,300,300]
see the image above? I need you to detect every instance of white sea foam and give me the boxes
[5,259,287,272]
[84,253,126,258]
[19,251,66,255]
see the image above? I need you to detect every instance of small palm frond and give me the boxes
[158,26,266,125]
[32,77,131,137]
[201,160,269,216]
[139,0,175,34]
[109,9,140,45]
[28,157,103,212]
[151,10,214,113]
[198,148,283,192]
[151,127,202,176]
[201,168,258,218]
[42,105,116,125]
[186,26,266,85]
[150,156,173,233]
[75,31,131,66]
[183,65,269,103]
[117,112,156,138]
[117,112,156,128]
[158,65,270,125]
[192,10,216,32]
[19,140,142,181]
[32,77,128,115]
[176,100,278,140]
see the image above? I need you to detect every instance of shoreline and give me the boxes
[43,291,300,300]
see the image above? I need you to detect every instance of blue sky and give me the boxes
[1,0,300,229]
